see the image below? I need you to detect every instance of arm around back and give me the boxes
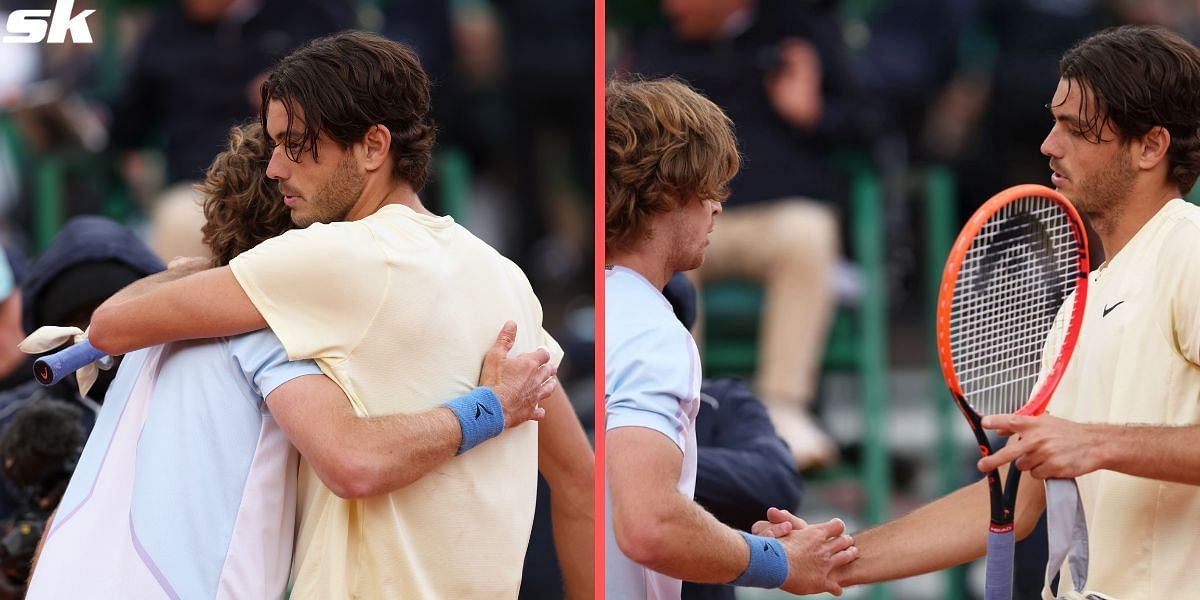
[90,266,266,355]
[265,374,461,498]
[263,322,558,498]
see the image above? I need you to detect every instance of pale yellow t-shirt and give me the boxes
[230,204,562,599]
[1042,199,1200,600]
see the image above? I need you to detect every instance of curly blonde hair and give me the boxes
[197,122,295,266]
[605,77,740,255]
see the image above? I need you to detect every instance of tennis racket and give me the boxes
[935,184,1089,600]
[33,341,108,386]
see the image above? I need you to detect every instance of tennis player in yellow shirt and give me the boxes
[756,25,1200,600]
[89,31,593,599]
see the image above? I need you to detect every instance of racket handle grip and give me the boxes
[984,529,1015,600]
[33,341,107,386]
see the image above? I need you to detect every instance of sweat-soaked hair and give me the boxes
[1058,25,1200,194]
[260,30,436,191]
[605,77,740,255]
[197,122,294,266]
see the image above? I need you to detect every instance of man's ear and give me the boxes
[360,124,393,171]
[1136,125,1171,171]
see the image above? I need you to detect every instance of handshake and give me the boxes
[748,507,859,596]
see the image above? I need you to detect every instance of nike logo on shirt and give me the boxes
[1102,301,1125,317]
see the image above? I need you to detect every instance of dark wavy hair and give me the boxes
[197,122,294,266]
[605,77,740,255]
[259,30,437,191]
[1059,25,1200,193]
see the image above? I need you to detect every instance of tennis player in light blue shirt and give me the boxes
[605,265,703,599]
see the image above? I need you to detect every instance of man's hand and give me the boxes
[977,414,1102,479]
[750,507,806,539]
[753,508,858,596]
[478,321,557,428]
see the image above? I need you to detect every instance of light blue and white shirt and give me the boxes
[27,330,321,600]
[604,266,702,600]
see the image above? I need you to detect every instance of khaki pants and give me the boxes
[692,199,839,407]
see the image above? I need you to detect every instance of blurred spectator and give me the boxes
[0,399,84,596]
[0,213,161,403]
[921,0,1111,217]
[622,0,855,468]
[849,0,966,151]
[22,215,163,363]
[106,0,351,261]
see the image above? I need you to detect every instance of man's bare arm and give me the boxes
[980,414,1200,485]
[267,376,462,498]
[536,386,594,599]
[830,463,1045,586]
[89,266,265,356]
[265,324,556,498]
[608,427,856,595]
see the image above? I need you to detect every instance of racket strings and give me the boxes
[949,196,1083,416]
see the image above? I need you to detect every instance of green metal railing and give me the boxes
[924,165,966,600]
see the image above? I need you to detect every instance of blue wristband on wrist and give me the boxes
[444,387,506,455]
[731,531,788,589]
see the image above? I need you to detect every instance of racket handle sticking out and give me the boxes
[33,341,108,386]
[984,529,1015,600]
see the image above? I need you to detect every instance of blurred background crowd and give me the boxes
[0,0,590,596]
[609,0,1200,598]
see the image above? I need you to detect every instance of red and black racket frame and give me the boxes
[934,184,1090,600]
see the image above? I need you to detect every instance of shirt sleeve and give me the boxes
[229,222,389,362]
[539,328,566,368]
[227,330,324,399]
[605,322,696,452]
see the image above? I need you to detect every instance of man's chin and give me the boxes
[290,210,317,228]
[678,254,705,273]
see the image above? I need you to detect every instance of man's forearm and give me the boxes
[343,408,468,496]
[537,388,595,598]
[268,375,471,498]
[836,465,1045,586]
[618,489,750,583]
[107,260,207,305]
[89,266,266,355]
[608,427,749,583]
[551,486,595,599]
[1096,424,1200,485]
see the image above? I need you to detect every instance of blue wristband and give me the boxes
[731,531,788,589]
[443,387,505,455]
